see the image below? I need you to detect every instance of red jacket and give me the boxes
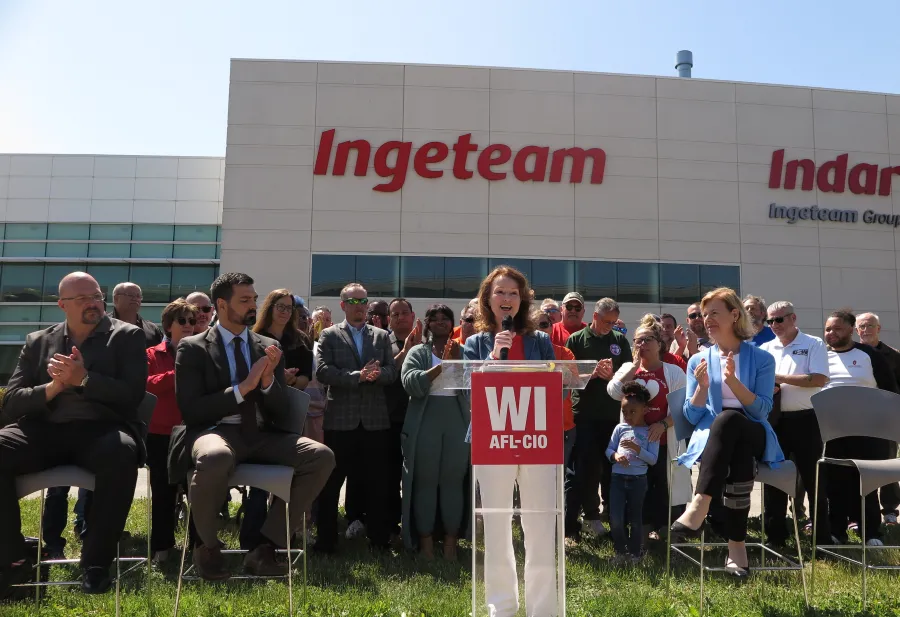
[146,341,182,435]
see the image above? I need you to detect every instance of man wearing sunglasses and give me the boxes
[314,283,398,554]
[551,292,589,346]
[682,303,711,358]
[744,295,776,347]
[759,301,832,546]
[186,291,214,332]
[366,300,390,331]
[540,298,562,325]
[110,282,164,349]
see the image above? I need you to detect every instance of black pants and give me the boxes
[696,410,765,542]
[42,486,90,549]
[643,450,670,530]
[826,436,889,541]
[762,410,830,544]
[570,419,618,522]
[146,433,178,553]
[317,427,391,549]
[879,441,900,516]
[239,488,270,551]
[0,420,138,568]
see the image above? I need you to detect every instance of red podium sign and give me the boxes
[470,371,564,466]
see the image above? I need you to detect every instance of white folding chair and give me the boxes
[172,387,310,617]
[810,386,900,609]
[13,392,157,617]
[665,388,808,614]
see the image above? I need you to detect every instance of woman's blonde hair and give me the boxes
[700,287,755,341]
[636,314,664,359]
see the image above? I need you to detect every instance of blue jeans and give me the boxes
[609,473,647,556]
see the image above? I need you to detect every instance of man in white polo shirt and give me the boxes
[760,301,831,545]
[822,310,899,545]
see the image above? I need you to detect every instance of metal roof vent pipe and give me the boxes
[675,50,693,78]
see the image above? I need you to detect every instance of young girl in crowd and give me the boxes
[606,381,659,564]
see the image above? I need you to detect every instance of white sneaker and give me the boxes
[883,513,898,526]
[588,519,607,536]
[866,538,885,547]
[345,519,366,540]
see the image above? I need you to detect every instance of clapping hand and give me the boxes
[285,367,300,386]
[442,338,461,361]
[261,345,282,386]
[674,326,687,347]
[723,351,736,383]
[48,346,87,387]
[360,359,381,382]
[694,358,709,389]
[592,358,613,381]
[405,319,423,349]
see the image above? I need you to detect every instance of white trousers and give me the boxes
[477,464,558,617]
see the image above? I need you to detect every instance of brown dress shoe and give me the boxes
[244,544,288,576]
[193,544,230,581]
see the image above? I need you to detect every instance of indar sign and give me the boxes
[470,371,564,466]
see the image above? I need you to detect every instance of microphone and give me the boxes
[500,315,513,360]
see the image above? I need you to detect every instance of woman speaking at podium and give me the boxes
[463,265,558,617]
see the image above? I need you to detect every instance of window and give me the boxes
[488,258,532,281]
[617,262,659,304]
[444,257,487,300]
[575,261,616,301]
[3,243,46,257]
[171,266,218,300]
[311,255,355,297]
[532,260,574,299]
[6,224,47,239]
[44,264,86,301]
[130,265,171,303]
[0,306,41,322]
[139,305,165,323]
[0,326,36,342]
[41,305,65,323]
[132,225,174,241]
[175,225,217,242]
[87,264,130,299]
[401,256,444,298]
[173,244,217,259]
[46,243,89,258]
[660,264,700,305]
[90,224,132,240]
[132,244,174,259]
[88,243,130,258]
[48,224,90,240]
[356,255,399,298]
[701,265,741,296]
[1,265,43,302]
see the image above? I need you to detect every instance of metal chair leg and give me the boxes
[36,488,45,606]
[760,489,766,570]
[173,501,191,617]
[116,540,122,617]
[790,497,809,608]
[811,459,821,604]
[861,493,867,609]
[286,502,293,617]
[665,459,673,592]
[699,529,705,617]
[147,469,152,617]
[303,511,308,605]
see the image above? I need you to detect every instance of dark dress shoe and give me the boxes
[243,544,288,576]
[193,544,231,581]
[1,558,35,596]
[670,519,706,539]
[81,566,112,594]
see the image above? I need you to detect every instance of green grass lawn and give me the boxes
[4,497,900,616]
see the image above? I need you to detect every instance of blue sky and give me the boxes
[1,0,898,156]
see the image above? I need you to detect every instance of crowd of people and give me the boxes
[0,265,898,613]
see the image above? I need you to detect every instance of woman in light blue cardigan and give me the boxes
[670,288,782,578]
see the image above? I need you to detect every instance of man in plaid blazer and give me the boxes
[313,282,397,552]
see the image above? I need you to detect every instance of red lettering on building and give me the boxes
[769,149,899,196]
[312,130,607,192]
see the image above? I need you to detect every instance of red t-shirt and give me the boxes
[633,365,670,444]
[507,335,526,360]
[663,351,687,371]
[553,344,576,431]
[550,321,586,347]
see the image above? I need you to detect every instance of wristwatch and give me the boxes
[80,374,89,389]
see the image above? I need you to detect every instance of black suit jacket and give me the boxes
[168,326,289,483]
[1,316,149,462]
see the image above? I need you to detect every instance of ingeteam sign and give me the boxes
[313,129,606,192]
[769,149,900,196]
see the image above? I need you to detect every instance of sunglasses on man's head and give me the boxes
[462,317,475,323]
[176,317,197,326]
[543,307,560,314]
[196,306,212,313]
[766,315,792,325]
[688,312,702,320]
[345,297,368,305]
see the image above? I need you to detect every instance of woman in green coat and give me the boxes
[401,304,471,559]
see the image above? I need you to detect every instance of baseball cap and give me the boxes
[562,292,585,306]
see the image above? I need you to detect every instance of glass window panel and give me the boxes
[87,264,130,300]
[1,264,44,302]
[616,262,659,304]
[400,256,444,298]
[215,245,221,259]
[46,242,89,258]
[3,242,46,257]
[41,305,65,323]
[488,258,531,282]
[174,225,217,242]
[90,224,132,240]
[531,260,574,299]
[0,326,39,342]
[356,255,399,299]
[660,263,700,305]
[171,266,217,300]
[0,306,41,322]
[48,224,90,240]
[44,264,88,302]
[311,255,355,297]
[129,265,171,303]
[132,225,174,241]
[216,226,222,242]
[6,223,47,240]
[173,244,217,259]
[88,243,130,258]
[138,305,165,323]
[131,243,174,258]
[0,224,5,239]
[575,261,617,301]
[700,265,741,296]
[444,257,487,299]
[0,345,23,383]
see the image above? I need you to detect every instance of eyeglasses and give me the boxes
[564,303,583,311]
[115,292,142,300]
[344,297,368,305]
[60,293,105,304]
[195,306,213,313]
[176,317,197,326]
[634,337,658,345]
[543,307,560,314]
[538,321,551,328]
[274,304,293,314]
[688,312,702,320]
[766,314,793,325]
[462,317,475,323]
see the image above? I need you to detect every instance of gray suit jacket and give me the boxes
[315,321,396,431]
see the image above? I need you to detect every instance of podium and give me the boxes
[441,360,597,617]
